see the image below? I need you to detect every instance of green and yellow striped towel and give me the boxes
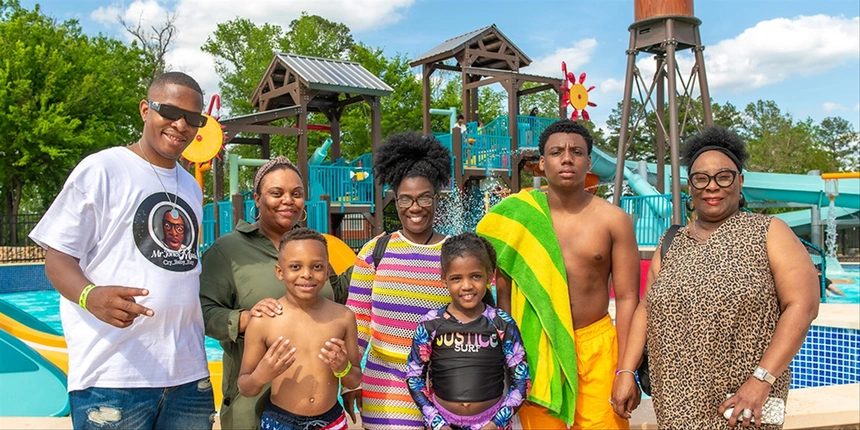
[476,189,578,425]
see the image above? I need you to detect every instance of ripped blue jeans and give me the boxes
[69,377,215,429]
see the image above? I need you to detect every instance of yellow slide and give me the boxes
[0,311,224,406]
[324,233,357,274]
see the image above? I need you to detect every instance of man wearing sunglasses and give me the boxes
[30,72,215,429]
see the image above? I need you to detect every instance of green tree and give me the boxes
[0,0,148,220]
[339,43,422,159]
[519,82,560,118]
[742,101,837,174]
[286,12,354,60]
[816,116,859,172]
[201,18,286,115]
[202,14,357,193]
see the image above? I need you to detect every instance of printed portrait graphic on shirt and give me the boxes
[133,193,199,271]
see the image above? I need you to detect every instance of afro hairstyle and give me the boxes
[373,132,452,193]
[680,126,749,170]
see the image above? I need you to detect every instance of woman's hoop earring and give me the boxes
[300,208,308,222]
[684,199,695,213]
[253,206,260,221]
[739,194,746,208]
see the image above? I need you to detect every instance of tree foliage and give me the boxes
[0,0,148,215]
[519,82,560,118]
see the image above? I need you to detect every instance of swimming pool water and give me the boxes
[826,265,860,304]
[0,290,224,361]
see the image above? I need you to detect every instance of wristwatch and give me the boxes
[753,366,776,385]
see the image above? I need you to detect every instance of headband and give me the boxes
[253,156,301,193]
[690,145,743,172]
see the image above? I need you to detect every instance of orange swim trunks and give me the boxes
[516,314,629,430]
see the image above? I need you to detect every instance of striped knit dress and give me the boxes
[346,231,451,429]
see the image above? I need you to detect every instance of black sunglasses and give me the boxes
[148,101,208,128]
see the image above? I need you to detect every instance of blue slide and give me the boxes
[0,328,69,417]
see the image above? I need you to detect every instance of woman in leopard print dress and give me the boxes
[610,127,820,429]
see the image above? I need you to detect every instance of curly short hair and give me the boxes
[440,232,497,276]
[278,227,327,253]
[681,126,749,171]
[374,132,452,193]
[538,120,594,155]
[254,156,303,194]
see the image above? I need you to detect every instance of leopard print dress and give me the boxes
[646,212,790,429]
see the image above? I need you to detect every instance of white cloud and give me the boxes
[91,0,415,105]
[90,5,122,24]
[823,102,847,112]
[599,14,859,100]
[705,15,859,93]
[521,38,598,79]
[855,103,860,111]
[598,78,625,95]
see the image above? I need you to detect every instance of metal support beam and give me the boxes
[693,27,714,126]
[613,29,638,205]
[365,95,384,235]
[655,55,666,193]
[422,65,433,135]
[665,19,683,224]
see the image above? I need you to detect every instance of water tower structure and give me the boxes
[613,0,714,223]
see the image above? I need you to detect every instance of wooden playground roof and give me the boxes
[250,53,394,111]
[410,24,531,71]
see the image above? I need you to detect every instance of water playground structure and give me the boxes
[1,0,858,423]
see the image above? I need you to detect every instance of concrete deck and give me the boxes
[3,384,858,430]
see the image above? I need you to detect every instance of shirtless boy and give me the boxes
[480,120,640,429]
[238,228,361,430]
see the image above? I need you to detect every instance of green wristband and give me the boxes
[78,284,97,309]
[334,360,352,378]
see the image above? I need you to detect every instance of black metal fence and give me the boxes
[335,204,402,253]
[0,213,45,263]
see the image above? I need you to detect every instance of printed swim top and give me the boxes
[406,305,531,430]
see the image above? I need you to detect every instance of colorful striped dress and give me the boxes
[346,231,451,429]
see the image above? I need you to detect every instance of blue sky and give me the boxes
[21,0,860,131]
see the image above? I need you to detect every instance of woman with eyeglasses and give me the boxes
[199,157,346,429]
[610,127,819,429]
[343,132,460,429]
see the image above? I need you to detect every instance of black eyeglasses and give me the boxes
[148,101,208,128]
[163,221,186,233]
[396,195,435,208]
[688,170,739,190]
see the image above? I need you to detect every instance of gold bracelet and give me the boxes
[78,284,97,309]
[615,369,637,377]
[334,361,352,378]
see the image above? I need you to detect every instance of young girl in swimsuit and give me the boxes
[406,232,531,430]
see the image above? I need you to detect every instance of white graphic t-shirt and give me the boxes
[30,146,208,391]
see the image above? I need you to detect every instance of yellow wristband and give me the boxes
[78,284,97,309]
[334,360,352,378]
